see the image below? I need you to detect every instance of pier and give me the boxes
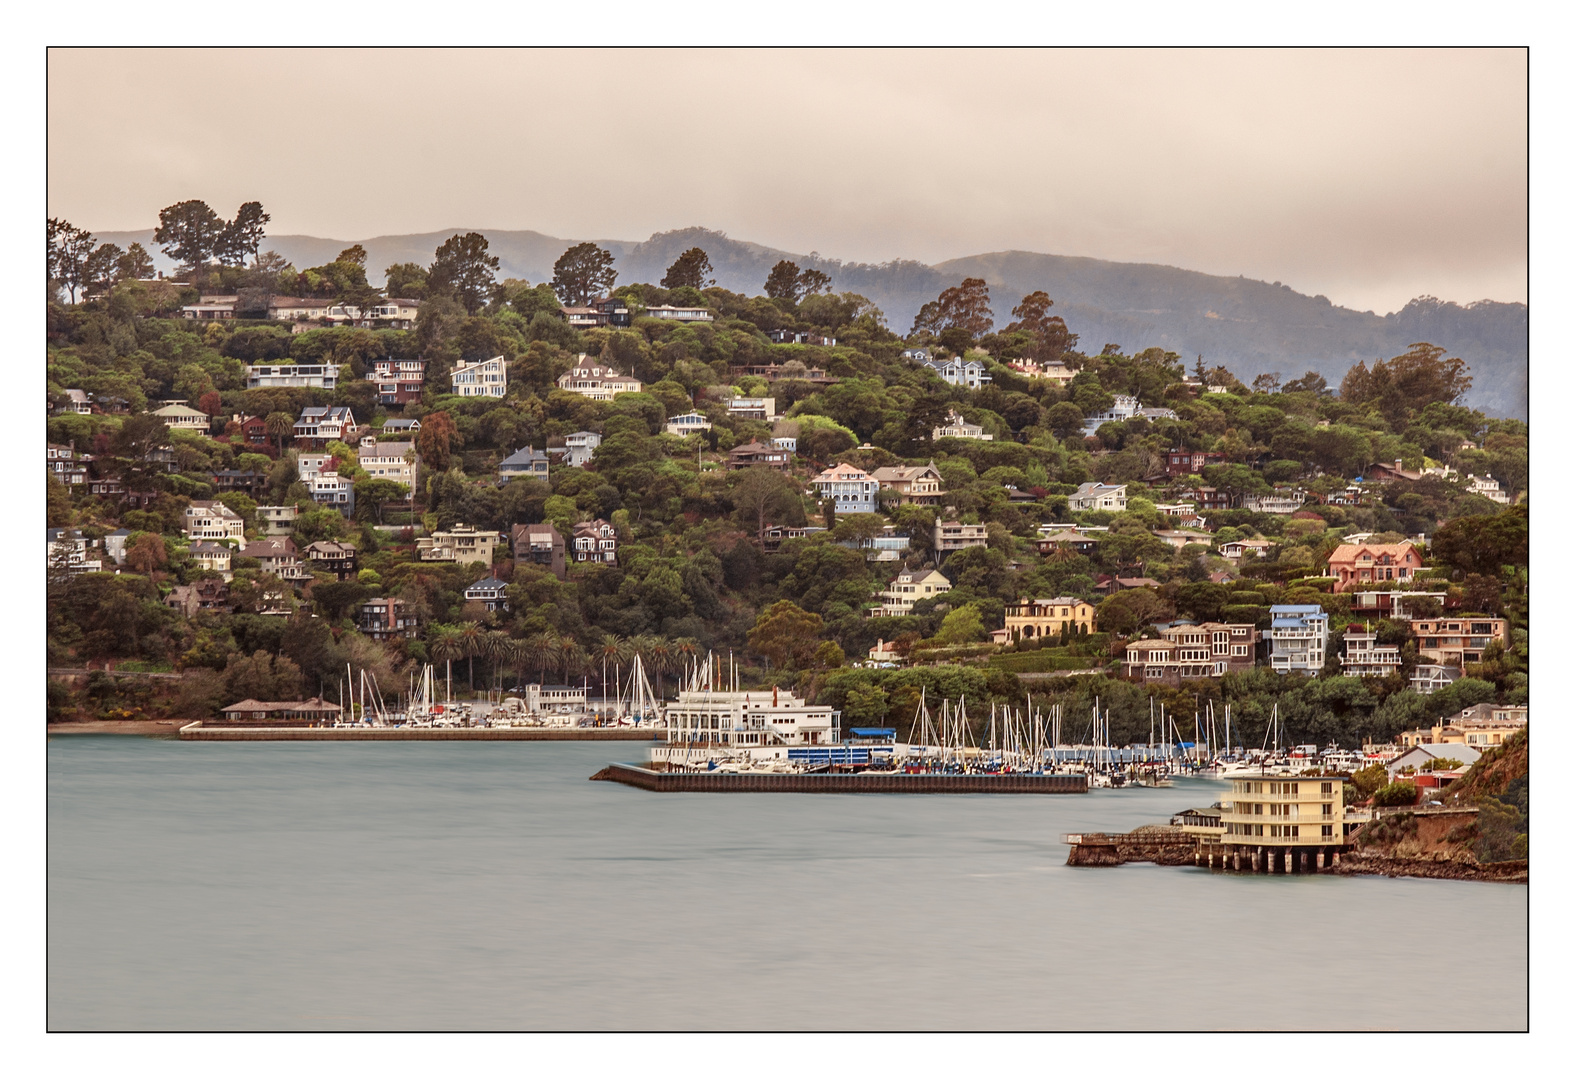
[1063,829,1198,867]
[179,722,666,742]
[592,761,1089,793]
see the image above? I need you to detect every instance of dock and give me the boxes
[591,762,1089,793]
[179,722,666,742]
[1063,829,1199,867]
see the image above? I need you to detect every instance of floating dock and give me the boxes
[179,722,665,742]
[591,762,1089,793]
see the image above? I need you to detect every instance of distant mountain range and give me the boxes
[97,224,1528,418]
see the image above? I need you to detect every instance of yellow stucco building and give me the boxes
[1004,596,1096,642]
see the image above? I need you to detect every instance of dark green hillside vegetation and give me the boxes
[47,209,1530,748]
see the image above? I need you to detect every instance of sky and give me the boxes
[47,47,1527,315]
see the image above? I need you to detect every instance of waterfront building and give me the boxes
[1005,597,1097,642]
[1219,773,1345,852]
[521,684,590,714]
[661,684,840,749]
[1266,605,1329,675]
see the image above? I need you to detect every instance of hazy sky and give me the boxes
[47,48,1527,314]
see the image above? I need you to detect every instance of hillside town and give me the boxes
[47,205,1528,772]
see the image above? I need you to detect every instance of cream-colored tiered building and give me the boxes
[1219,773,1344,865]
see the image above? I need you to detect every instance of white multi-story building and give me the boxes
[1267,605,1329,675]
[556,360,642,400]
[655,683,841,759]
[1081,395,1178,436]
[810,463,878,514]
[152,401,211,432]
[640,304,715,323]
[1466,474,1511,504]
[664,412,713,437]
[46,528,102,575]
[451,355,507,398]
[357,436,416,493]
[296,454,355,512]
[560,431,602,468]
[182,500,246,541]
[1068,482,1128,512]
[573,519,618,563]
[727,396,777,421]
[246,363,340,390]
[1340,625,1402,678]
[921,356,991,389]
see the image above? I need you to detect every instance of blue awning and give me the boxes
[849,728,896,737]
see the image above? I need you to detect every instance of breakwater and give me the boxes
[179,722,664,742]
[591,761,1089,793]
[1064,829,1199,867]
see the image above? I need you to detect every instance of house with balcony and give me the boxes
[664,412,713,437]
[183,500,246,541]
[1122,622,1259,686]
[239,537,312,580]
[512,523,566,580]
[304,540,357,580]
[761,525,826,553]
[1068,482,1128,512]
[1219,773,1345,853]
[870,462,944,506]
[934,520,988,554]
[165,579,233,617]
[451,355,507,398]
[921,355,991,389]
[245,362,339,390]
[728,440,792,471]
[1082,395,1178,437]
[356,597,418,640]
[1409,617,1509,668]
[357,437,416,494]
[1410,664,1461,695]
[1006,597,1097,642]
[640,304,714,323]
[417,524,503,566]
[869,568,952,618]
[48,443,88,486]
[1217,538,1274,564]
[1340,625,1402,678]
[1325,542,1422,592]
[210,470,270,497]
[810,463,878,515]
[1266,605,1329,675]
[573,519,618,564]
[1465,474,1511,504]
[932,411,992,440]
[46,528,102,575]
[726,396,778,421]
[187,540,233,578]
[152,401,212,432]
[556,360,642,400]
[846,525,911,562]
[1154,529,1216,552]
[179,295,238,320]
[1237,489,1307,514]
[1164,448,1227,477]
[297,454,355,512]
[558,431,601,468]
[464,576,510,612]
[498,446,551,482]
[1035,528,1100,556]
[364,358,427,405]
[266,296,337,322]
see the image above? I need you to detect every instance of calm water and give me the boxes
[48,737,1528,1031]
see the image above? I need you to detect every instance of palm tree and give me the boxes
[528,632,559,684]
[646,636,675,699]
[264,411,295,454]
[481,630,512,693]
[672,637,699,691]
[429,626,464,700]
[596,633,632,700]
[559,638,587,685]
[459,622,484,695]
[503,637,531,693]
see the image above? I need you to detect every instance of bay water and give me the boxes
[48,737,1528,1030]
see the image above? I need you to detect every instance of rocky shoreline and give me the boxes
[1333,851,1527,884]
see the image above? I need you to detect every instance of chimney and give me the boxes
[1395,459,1403,473]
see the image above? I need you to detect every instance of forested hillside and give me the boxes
[96,225,1528,418]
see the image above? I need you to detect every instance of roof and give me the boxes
[811,463,873,483]
[381,418,421,429]
[1326,542,1419,563]
[466,577,509,591]
[1392,744,1483,766]
[240,538,297,557]
[222,697,343,714]
[500,447,549,466]
[362,441,414,458]
[870,463,940,483]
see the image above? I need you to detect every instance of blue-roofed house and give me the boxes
[464,576,510,612]
[1266,604,1329,675]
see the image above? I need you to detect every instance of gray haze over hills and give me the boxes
[99,225,1528,419]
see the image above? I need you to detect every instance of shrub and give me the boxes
[1372,780,1418,807]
